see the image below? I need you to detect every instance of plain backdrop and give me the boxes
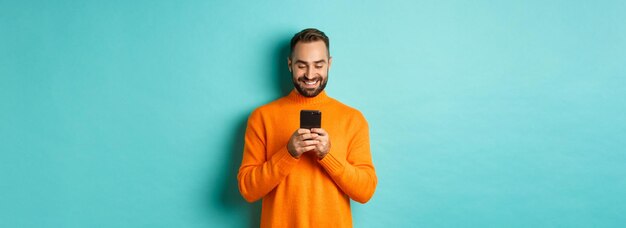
[1,0,625,227]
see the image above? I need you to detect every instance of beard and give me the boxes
[292,74,328,97]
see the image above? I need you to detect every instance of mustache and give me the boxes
[297,76,322,82]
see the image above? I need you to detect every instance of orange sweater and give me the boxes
[238,90,377,228]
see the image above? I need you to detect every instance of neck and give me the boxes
[287,89,330,105]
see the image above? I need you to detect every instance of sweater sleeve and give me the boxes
[318,112,377,203]
[237,109,300,203]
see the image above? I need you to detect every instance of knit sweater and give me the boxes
[237,89,377,228]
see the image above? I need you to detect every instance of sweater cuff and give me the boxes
[271,147,299,175]
[318,151,345,176]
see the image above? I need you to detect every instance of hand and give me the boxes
[311,128,331,159]
[287,129,319,158]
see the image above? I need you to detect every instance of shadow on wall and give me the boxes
[274,36,293,97]
[217,115,261,228]
[214,35,293,227]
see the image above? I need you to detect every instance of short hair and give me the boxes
[289,28,330,59]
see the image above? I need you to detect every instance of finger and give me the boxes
[301,140,318,147]
[300,145,316,152]
[297,128,311,134]
[301,140,319,146]
[317,140,329,150]
[311,137,325,146]
[300,133,319,140]
[311,128,327,136]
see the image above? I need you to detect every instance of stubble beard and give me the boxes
[292,74,328,97]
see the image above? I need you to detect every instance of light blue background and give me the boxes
[1,0,625,227]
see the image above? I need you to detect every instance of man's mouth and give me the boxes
[302,79,319,88]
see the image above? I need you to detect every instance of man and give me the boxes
[237,28,377,228]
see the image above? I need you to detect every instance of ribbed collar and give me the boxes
[286,89,331,105]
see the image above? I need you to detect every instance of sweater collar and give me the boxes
[287,89,331,105]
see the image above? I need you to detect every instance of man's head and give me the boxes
[288,28,332,97]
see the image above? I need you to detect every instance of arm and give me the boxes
[317,113,377,203]
[237,110,300,202]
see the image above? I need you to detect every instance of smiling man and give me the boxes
[237,28,377,228]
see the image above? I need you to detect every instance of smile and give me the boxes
[302,79,319,88]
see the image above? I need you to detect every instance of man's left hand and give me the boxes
[311,128,331,159]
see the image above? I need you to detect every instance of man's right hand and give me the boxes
[287,129,319,158]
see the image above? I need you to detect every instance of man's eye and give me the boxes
[298,65,306,69]
[315,65,323,69]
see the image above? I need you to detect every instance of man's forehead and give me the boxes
[293,41,329,59]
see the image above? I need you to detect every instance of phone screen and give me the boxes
[300,110,321,129]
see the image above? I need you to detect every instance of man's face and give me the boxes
[288,40,332,97]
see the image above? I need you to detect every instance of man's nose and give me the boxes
[305,68,314,79]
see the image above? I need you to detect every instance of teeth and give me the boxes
[305,80,318,85]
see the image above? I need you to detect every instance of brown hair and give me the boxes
[289,28,330,58]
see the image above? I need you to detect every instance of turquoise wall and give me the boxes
[2,0,625,227]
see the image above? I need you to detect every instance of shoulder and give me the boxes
[329,97,368,122]
[248,96,290,120]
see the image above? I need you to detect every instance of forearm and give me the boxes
[237,147,298,202]
[318,152,377,203]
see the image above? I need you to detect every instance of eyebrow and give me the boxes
[295,60,327,65]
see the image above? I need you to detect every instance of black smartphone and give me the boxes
[300,110,321,129]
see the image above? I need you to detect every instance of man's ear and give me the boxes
[328,56,332,70]
[287,57,292,72]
